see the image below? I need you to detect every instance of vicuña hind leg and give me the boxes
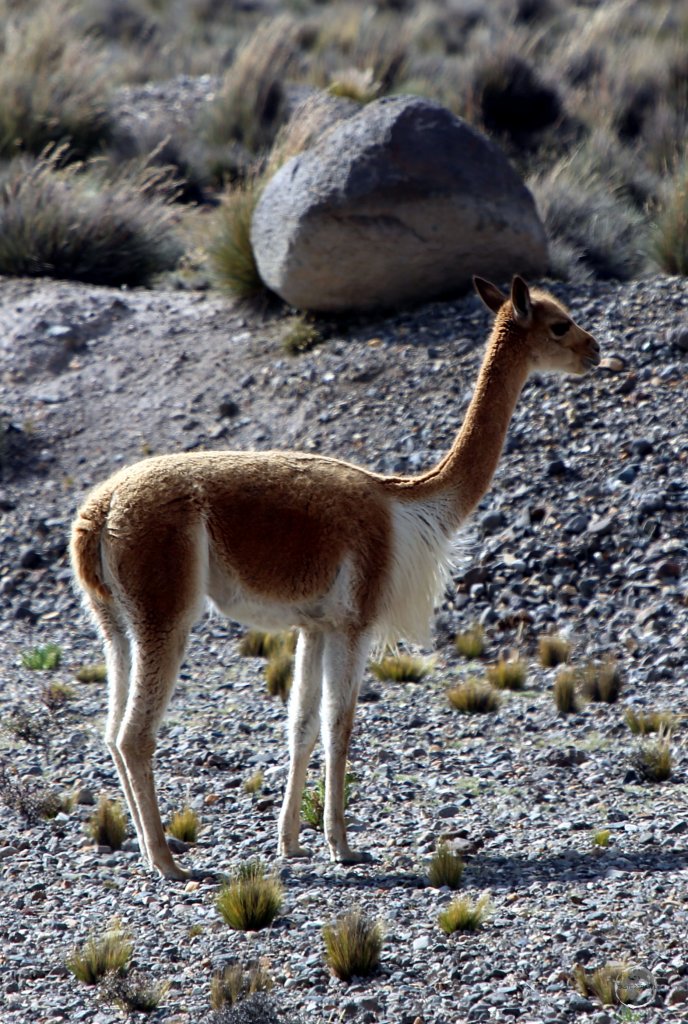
[278,630,324,857]
[116,626,193,880]
[322,631,371,864]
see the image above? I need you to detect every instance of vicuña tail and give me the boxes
[70,483,116,601]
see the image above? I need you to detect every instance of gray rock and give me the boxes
[252,95,547,312]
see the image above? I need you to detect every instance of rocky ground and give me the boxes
[0,270,687,1024]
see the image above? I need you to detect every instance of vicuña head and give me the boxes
[70,275,600,879]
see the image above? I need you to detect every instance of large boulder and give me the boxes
[251,94,548,312]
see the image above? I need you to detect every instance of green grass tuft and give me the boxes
[427,843,464,889]
[322,909,383,982]
[302,771,354,832]
[370,653,431,683]
[216,860,283,931]
[65,918,133,985]
[87,796,127,850]
[22,643,62,671]
[167,805,200,843]
[592,828,611,848]
[447,678,500,714]
[438,893,491,934]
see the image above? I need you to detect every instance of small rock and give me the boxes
[218,397,239,418]
[667,325,688,351]
[599,354,626,372]
[657,559,681,582]
[667,983,688,1005]
[547,459,569,477]
[19,547,44,569]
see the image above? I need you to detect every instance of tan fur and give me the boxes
[71,276,599,878]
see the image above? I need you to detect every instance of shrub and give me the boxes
[454,624,485,660]
[370,653,431,683]
[74,663,107,683]
[87,796,127,850]
[447,678,500,714]
[624,708,675,735]
[167,805,200,843]
[204,16,300,154]
[207,179,269,304]
[553,669,579,715]
[632,733,673,783]
[438,894,491,934]
[41,681,75,711]
[486,656,527,691]
[101,970,169,1013]
[427,843,464,889]
[653,167,688,275]
[580,660,622,703]
[216,860,283,931]
[66,918,133,985]
[210,962,274,1011]
[21,643,62,670]
[538,634,571,668]
[0,759,66,821]
[4,707,50,746]
[322,909,383,982]
[0,4,112,160]
[0,149,182,286]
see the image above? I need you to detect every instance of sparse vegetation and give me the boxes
[244,770,264,796]
[322,909,383,982]
[167,805,200,843]
[438,894,491,934]
[302,770,355,831]
[454,624,485,660]
[427,843,464,889]
[370,653,431,683]
[654,167,688,275]
[486,656,527,691]
[216,860,283,932]
[100,970,169,1013]
[21,643,62,671]
[40,681,75,712]
[625,707,675,735]
[538,634,571,668]
[573,961,636,1007]
[447,678,500,714]
[592,828,611,848]
[553,669,579,715]
[282,315,323,355]
[87,796,127,850]
[210,962,274,1011]
[265,652,293,702]
[207,178,268,304]
[66,918,133,985]
[580,660,622,703]
[4,707,50,746]
[239,630,297,659]
[0,761,67,821]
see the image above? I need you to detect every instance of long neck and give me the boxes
[387,324,530,525]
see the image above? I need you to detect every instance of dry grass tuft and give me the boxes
[632,731,673,783]
[370,653,431,683]
[323,909,383,982]
[455,624,485,660]
[438,894,491,934]
[427,843,464,889]
[538,634,571,668]
[265,652,293,703]
[573,961,640,1007]
[486,656,527,691]
[66,918,133,985]
[447,678,500,714]
[216,860,283,932]
[206,177,268,304]
[100,970,169,1013]
[579,659,622,703]
[210,961,274,1011]
[74,662,107,683]
[282,315,323,355]
[553,669,579,715]
[624,707,675,736]
[87,795,127,850]
[167,805,200,843]
[653,166,688,275]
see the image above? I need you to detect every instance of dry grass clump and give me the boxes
[370,653,431,683]
[447,678,500,714]
[40,681,75,712]
[592,828,611,848]
[167,805,200,843]
[0,149,182,286]
[427,843,464,889]
[454,624,485,660]
[438,894,491,935]
[486,656,527,691]
[538,634,571,668]
[216,860,283,932]
[66,918,133,985]
[653,167,688,275]
[100,970,169,1013]
[74,662,107,683]
[322,909,383,982]
[282,315,323,355]
[553,668,579,715]
[632,731,673,783]
[206,178,269,305]
[0,4,112,160]
[87,796,127,850]
[265,652,293,703]
[243,770,264,796]
[624,708,675,736]
[204,16,300,154]
[579,660,622,704]
[572,961,639,1007]
[210,962,274,1011]
[0,761,69,821]
[239,629,296,659]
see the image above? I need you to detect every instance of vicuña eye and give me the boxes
[551,322,570,338]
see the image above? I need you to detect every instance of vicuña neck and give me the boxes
[388,323,530,527]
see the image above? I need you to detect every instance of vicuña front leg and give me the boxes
[278,630,323,857]
[322,631,372,864]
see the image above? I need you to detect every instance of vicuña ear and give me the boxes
[473,276,507,314]
[510,275,532,325]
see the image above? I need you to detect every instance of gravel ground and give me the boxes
[0,271,687,1024]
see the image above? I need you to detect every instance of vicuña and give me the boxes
[71,276,600,879]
